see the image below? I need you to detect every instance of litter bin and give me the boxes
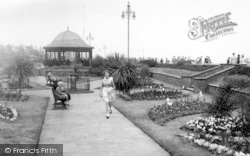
[67,74,77,91]
[82,77,90,91]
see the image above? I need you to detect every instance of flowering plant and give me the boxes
[180,115,250,155]
[148,97,210,125]
[129,89,183,100]
[0,103,18,121]
[180,133,250,156]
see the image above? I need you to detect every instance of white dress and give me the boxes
[102,77,115,102]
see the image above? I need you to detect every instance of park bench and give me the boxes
[51,87,69,109]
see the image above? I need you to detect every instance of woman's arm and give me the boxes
[100,81,103,97]
[111,78,116,90]
[56,87,64,95]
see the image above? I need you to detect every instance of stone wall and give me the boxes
[193,66,235,92]
[180,65,222,88]
[152,72,183,87]
[191,66,223,78]
[208,84,250,98]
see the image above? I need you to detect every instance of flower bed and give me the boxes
[0,90,29,102]
[0,91,23,101]
[135,77,166,89]
[0,103,18,121]
[128,89,183,100]
[148,98,210,125]
[180,116,250,155]
[136,82,165,89]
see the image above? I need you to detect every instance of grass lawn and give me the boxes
[150,67,199,76]
[0,96,49,145]
[112,96,213,156]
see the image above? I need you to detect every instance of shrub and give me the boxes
[81,59,90,66]
[89,67,105,76]
[229,66,250,77]
[176,60,186,66]
[66,59,71,66]
[104,53,125,70]
[89,55,105,76]
[140,65,151,78]
[140,58,157,67]
[206,84,236,117]
[243,96,250,126]
[223,75,250,89]
[91,55,104,68]
[113,60,138,93]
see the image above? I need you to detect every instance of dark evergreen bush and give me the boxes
[139,58,157,67]
[206,84,236,117]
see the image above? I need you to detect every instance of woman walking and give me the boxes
[100,70,116,119]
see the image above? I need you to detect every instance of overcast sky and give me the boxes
[0,0,249,63]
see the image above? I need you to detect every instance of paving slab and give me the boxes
[25,78,169,156]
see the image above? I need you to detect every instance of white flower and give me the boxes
[199,91,203,96]
[234,151,248,156]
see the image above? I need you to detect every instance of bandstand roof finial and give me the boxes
[67,26,69,31]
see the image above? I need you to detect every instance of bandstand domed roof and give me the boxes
[44,27,93,49]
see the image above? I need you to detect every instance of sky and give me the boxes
[0,0,249,63]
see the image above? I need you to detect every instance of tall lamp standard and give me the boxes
[86,32,94,59]
[122,1,136,59]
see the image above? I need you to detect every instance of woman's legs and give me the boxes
[108,102,112,114]
[105,102,110,118]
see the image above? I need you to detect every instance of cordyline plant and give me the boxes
[3,48,35,95]
[112,60,138,94]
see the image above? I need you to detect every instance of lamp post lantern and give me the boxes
[86,32,94,46]
[86,32,94,58]
[122,1,136,59]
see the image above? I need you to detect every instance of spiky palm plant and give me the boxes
[113,60,138,93]
[105,52,125,70]
[4,49,35,95]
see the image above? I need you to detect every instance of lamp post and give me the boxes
[87,32,94,46]
[86,32,94,59]
[122,1,136,59]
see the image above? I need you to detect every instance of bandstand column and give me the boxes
[45,51,48,60]
[58,52,61,61]
[89,50,92,60]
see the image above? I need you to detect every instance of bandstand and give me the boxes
[44,27,93,62]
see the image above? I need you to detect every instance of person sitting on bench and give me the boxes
[47,70,61,86]
[56,81,71,104]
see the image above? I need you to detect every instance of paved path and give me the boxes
[25,77,169,156]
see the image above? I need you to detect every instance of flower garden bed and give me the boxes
[0,91,29,102]
[128,89,183,100]
[179,116,250,156]
[148,98,210,125]
[0,103,18,121]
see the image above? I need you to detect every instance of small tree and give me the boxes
[3,47,35,95]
